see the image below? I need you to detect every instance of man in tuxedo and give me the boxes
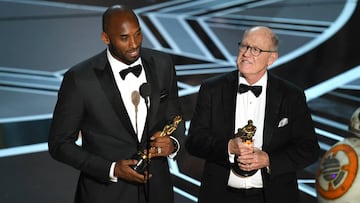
[185,26,320,203]
[48,5,184,203]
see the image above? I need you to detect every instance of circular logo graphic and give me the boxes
[316,144,358,199]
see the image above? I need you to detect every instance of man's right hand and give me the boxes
[114,160,152,183]
[228,137,254,156]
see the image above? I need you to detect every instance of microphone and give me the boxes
[131,91,140,136]
[131,91,140,107]
[140,83,151,109]
[130,83,151,174]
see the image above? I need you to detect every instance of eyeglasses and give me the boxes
[238,43,277,56]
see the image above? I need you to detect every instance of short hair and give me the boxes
[102,5,136,32]
[270,31,279,51]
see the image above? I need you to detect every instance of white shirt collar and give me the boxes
[106,49,142,72]
[238,71,268,87]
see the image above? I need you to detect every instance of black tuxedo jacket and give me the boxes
[48,48,184,203]
[186,70,319,203]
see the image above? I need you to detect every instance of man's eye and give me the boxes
[253,47,260,52]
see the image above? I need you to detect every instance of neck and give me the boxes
[241,71,266,85]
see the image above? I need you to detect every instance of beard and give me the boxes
[108,40,140,65]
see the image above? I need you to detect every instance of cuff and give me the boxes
[228,140,235,163]
[168,136,180,159]
[109,162,118,182]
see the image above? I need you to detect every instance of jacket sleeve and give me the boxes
[48,70,112,183]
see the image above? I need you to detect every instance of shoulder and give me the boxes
[141,48,174,78]
[268,72,305,100]
[67,50,107,74]
[141,48,171,61]
[269,73,303,91]
[202,70,238,88]
[196,70,238,96]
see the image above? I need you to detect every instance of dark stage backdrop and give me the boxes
[1,1,359,203]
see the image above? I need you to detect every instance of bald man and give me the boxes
[186,26,319,203]
[49,5,184,203]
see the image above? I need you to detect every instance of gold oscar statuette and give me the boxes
[131,116,182,173]
[232,120,258,177]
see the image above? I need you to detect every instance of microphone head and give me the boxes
[140,83,151,99]
[131,91,140,107]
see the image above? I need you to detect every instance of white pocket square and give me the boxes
[278,118,288,128]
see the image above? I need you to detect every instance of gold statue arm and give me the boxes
[159,115,182,137]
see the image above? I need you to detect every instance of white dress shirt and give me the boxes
[106,49,179,181]
[106,49,147,182]
[228,72,267,189]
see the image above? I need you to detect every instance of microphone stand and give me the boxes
[131,91,141,203]
[140,83,151,203]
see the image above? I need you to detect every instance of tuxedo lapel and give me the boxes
[263,73,283,149]
[222,71,239,139]
[141,53,160,131]
[94,54,137,139]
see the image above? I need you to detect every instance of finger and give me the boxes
[237,155,251,163]
[127,159,139,166]
[239,163,251,171]
[148,147,160,158]
[150,131,162,140]
[157,146,162,154]
[234,137,242,144]
[133,173,148,183]
[148,147,156,154]
[154,136,170,144]
[239,163,250,171]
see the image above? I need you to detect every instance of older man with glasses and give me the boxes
[186,26,320,203]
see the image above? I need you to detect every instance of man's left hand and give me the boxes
[148,131,175,158]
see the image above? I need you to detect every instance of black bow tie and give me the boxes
[119,64,142,80]
[238,83,262,97]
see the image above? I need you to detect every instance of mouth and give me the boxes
[240,59,252,64]
[128,48,140,58]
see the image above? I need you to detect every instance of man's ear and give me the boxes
[268,52,278,67]
[101,32,110,45]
